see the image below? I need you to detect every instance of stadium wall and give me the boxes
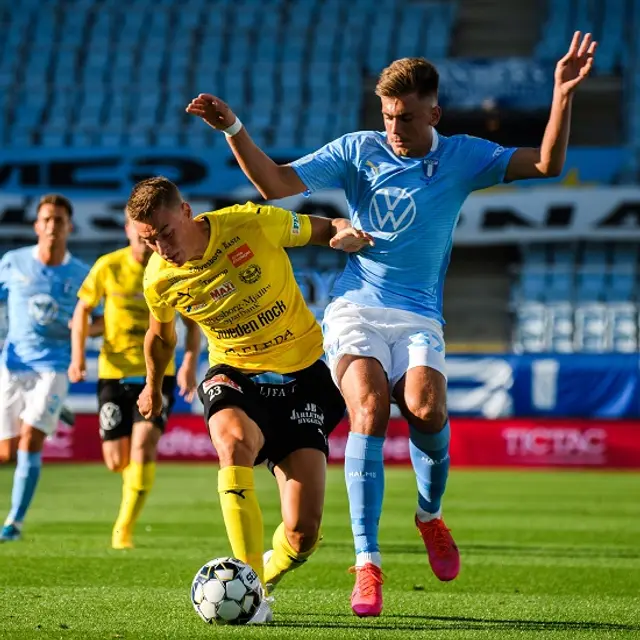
[43,415,640,469]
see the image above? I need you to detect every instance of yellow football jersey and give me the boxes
[78,246,176,379]
[143,203,324,374]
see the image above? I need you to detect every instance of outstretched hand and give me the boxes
[186,93,237,130]
[555,31,597,96]
[330,227,375,253]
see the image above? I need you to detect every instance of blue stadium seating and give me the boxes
[0,0,457,149]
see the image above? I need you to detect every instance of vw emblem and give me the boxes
[369,187,418,233]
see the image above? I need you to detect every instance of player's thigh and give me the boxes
[102,437,131,472]
[391,323,448,431]
[97,380,135,459]
[197,366,267,467]
[130,377,175,464]
[274,448,326,546]
[0,367,25,460]
[130,421,162,464]
[337,355,391,437]
[21,371,69,441]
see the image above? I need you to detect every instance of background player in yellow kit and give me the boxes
[127,177,372,622]
[68,215,201,549]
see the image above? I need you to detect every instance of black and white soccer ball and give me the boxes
[191,557,263,625]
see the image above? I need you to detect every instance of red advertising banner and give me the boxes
[43,415,640,468]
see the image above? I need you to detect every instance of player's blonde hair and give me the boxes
[375,57,439,99]
[125,176,183,222]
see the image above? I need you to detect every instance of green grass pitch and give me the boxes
[1,465,639,639]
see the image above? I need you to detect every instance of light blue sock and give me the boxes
[409,420,450,517]
[344,432,385,567]
[7,450,42,525]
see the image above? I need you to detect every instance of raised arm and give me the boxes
[186,94,306,199]
[505,32,596,182]
[138,314,177,419]
[176,316,201,403]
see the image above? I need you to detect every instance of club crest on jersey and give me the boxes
[239,264,261,285]
[369,187,418,234]
[422,158,439,183]
[28,293,59,325]
[210,281,236,302]
[228,244,254,268]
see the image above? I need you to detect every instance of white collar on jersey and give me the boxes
[430,129,439,153]
[32,246,71,265]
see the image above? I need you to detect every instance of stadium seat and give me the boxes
[514,302,548,353]
[608,302,638,352]
[547,302,574,353]
[547,269,573,302]
[575,267,606,302]
[574,303,609,352]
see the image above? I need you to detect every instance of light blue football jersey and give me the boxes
[291,130,516,324]
[0,246,91,372]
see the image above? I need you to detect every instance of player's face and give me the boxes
[133,203,192,266]
[380,93,441,157]
[34,204,72,248]
[125,219,152,264]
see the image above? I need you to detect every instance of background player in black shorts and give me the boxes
[69,218,201,549]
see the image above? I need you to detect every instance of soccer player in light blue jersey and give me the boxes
[187,31,597,616]
[0,194,96,542]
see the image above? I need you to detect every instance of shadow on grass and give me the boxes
[323,540,640,560]
[271,612,640,632]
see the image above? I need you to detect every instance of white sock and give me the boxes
[356,551,382,568]
[416,507,442,523]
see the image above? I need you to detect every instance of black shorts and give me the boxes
[97,376,176,442]
[197,360,345,468]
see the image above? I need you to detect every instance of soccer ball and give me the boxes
[190,557,263,625]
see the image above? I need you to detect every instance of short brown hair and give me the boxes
[126,176,182,223]
[37,193,73,218]
[375,57,439,99]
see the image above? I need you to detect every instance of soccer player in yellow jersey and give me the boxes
[127,176,372,623]
[68,216,202,549]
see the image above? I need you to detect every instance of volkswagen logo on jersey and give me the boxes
[99,402,122,431]
[369,187,418,234]
[28,294,59,326]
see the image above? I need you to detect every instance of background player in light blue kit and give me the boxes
[0,194,97,542]
[187,31,597,616]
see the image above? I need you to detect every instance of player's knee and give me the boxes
[105,458,127,473]
[209,410,262,467]
[210,428,259,467]
[19,429,45,453]
[348,393,388,437]
[0,449,15,464]
[284,517,321,554]
[406,401,447,434]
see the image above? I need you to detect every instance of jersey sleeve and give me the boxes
[77,260,105,309]
[460,136,517,191]
[290,135,351,192]
[143,259,176,323]
[259,205,312,248]
[143,285,175,323]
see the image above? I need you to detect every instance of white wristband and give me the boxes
[223,118,243,137]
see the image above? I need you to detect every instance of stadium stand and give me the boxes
[512,241,640,353]
[0,0,456,149]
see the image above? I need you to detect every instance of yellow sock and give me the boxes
[264,522,319,591]
[218,466,264,585]
[112,461,156,548]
